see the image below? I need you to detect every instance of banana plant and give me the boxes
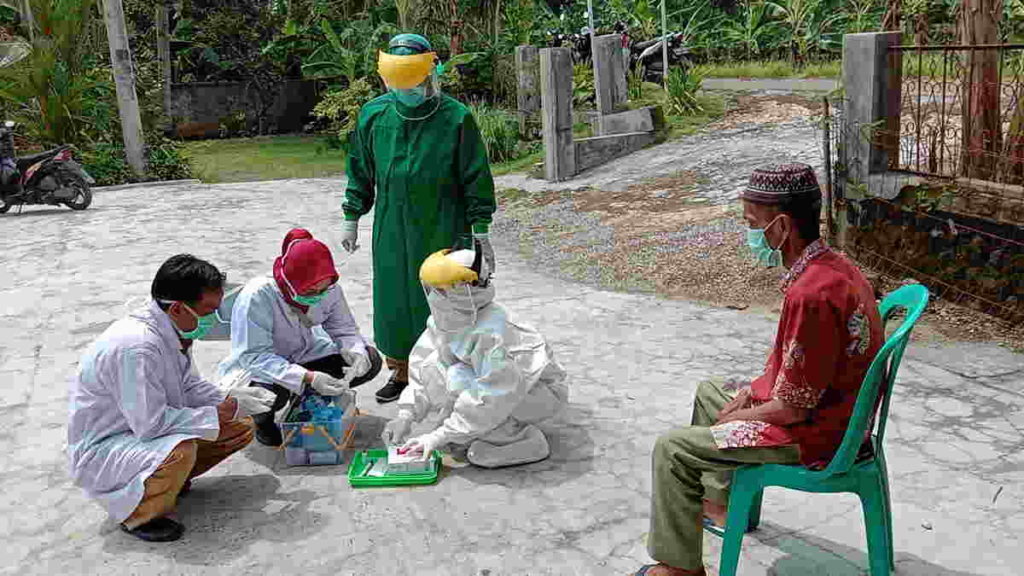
[301,18,398,85]
[767,0,830,64]
[722,0,780,61]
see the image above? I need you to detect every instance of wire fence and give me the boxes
[824,59,1024,324]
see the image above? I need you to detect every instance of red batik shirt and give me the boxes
[710,239,883,467]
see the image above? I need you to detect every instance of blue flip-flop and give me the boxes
[702,516,726,538]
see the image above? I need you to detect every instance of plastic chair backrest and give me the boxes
[819,283,930,478]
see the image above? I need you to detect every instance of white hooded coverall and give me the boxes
[399,282,568,467]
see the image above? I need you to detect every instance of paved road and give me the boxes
[702,78,839,94]
[1,177,1021,575]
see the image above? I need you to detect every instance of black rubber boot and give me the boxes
[375,377,408,404]
[120,517,185,542]
[252,411,283,447]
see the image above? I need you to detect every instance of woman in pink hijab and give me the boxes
[218,228,382,446]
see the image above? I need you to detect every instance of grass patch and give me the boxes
[493,149,543,176]
[695,60,841,79]
[666,93,727,138]
[184,135,346,183]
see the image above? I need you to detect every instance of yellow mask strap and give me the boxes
[378,51,436,90]
[420,249,478,289]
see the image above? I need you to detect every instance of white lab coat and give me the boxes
[67,301,225,523]
[216,276,370,394]
[399,283,568,446]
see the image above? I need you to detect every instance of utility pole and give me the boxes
[101,0,146,175]
[156,0,173,135]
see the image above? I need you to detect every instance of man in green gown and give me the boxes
[340,33,497,403]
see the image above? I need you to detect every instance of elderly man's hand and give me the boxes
[716,387,753,424]
[216,397,239,423]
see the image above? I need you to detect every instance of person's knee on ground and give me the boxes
[467,422,550,468]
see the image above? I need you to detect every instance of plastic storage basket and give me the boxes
[279,389,357,466]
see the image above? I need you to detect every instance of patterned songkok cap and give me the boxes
[741,163,822,205]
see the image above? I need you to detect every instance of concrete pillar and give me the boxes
[840,32,902,247]
[842,32,902,183]
[515,45,540,138]
[540,47,575,182]
[592,34,628,117]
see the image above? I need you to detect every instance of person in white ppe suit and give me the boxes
[68,255,277,543]
[382,244,568,468]
[217,228,383,446]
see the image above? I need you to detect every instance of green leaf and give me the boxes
[446,52,484,68]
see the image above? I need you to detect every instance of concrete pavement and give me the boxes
[0,179,1021,575]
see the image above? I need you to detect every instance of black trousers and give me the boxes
[250,346,384,423]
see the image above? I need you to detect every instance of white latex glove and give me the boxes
[381,410,415,446]
[229,387,276,418]
[309,371,347,396]
[400,430,446,461]
[474,233,496,275]
[341,219,360,254]
[339,349,371,379]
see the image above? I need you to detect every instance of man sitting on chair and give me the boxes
[635,164,884,576]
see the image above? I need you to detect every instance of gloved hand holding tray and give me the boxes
[347,448,442,487]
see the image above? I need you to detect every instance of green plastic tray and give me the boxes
[347,449,442,488]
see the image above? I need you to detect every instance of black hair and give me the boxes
[778,196,822,243]
[151,254,225,309]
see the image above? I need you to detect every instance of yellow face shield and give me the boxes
[378,51,436,90]
[420,249,478,290]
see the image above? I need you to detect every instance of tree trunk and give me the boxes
[156,0,173,135]
[882,0,901,32]
[101,0,146,175]
[450,0,462,55]
[959,0,1003,181]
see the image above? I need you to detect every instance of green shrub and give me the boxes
[147,138,195,181]
[79,143,132,186]
[312,78,376,151]
[470,104,520,164]
[665,67,705,116]
[219,110,249,136]
[80,139,194,186]
[573,64,595,109]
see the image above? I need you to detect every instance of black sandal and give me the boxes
[120,517,185,542]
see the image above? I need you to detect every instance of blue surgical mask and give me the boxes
[746,216,785,268]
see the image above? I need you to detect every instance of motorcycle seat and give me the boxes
[16,146,70,171]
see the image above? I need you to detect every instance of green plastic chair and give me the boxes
[712,283,930,576]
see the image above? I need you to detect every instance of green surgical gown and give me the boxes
[343,93,496,361]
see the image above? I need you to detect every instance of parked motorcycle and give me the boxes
[630,32,692,84]
[0,121,94,214]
